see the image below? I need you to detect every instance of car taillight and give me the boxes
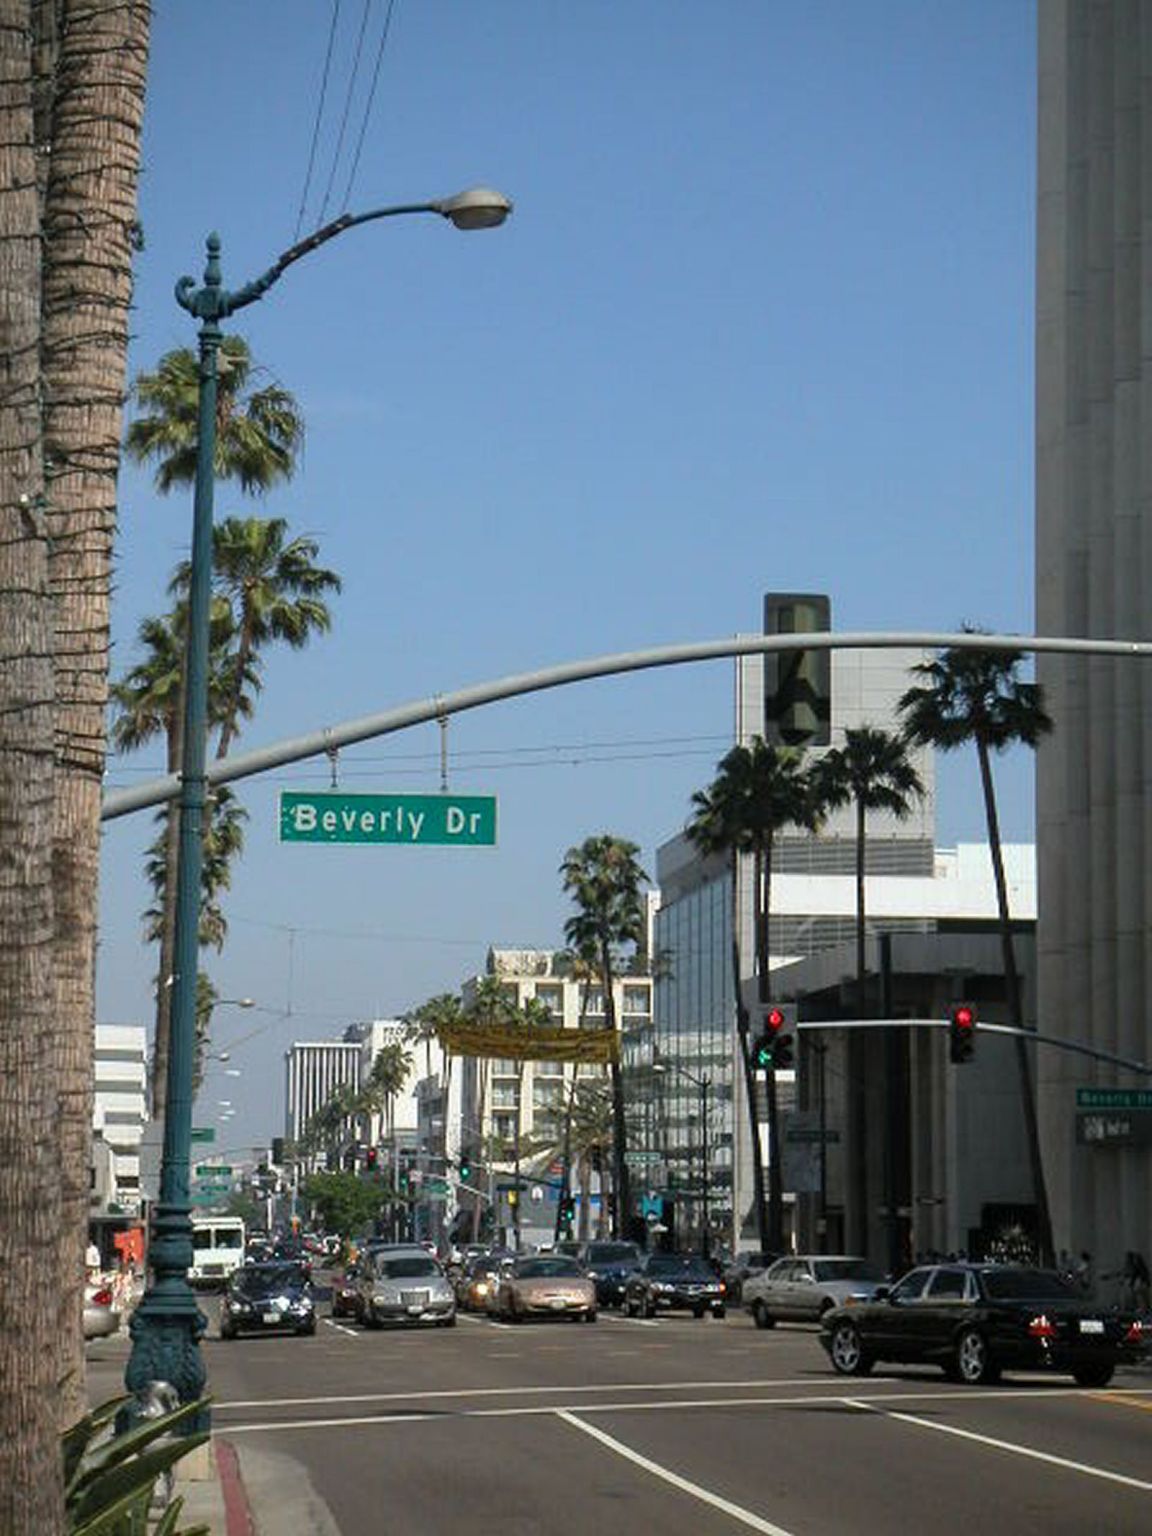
[1028,1314,1057,1338]
[1124,1321,1144,1343]
[718,1281,726,1293]
[90,1288,113,1307]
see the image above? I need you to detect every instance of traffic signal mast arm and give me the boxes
[790,1017,1152,1078]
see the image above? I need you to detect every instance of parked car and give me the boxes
[357,1250,456,1328]
[83,1280,120,1341]
[820,1262,1147,1387]
[220,1261,316,1339]
[579,1240,642,1307]
[623,1253,727,1319]
[330,1261,363,1320]
[491,1255,597,1323]
[744,1254,885,1327]
[723,1250,778,1305]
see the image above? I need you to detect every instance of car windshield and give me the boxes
[376,1256,439,1280]
[516,1258,583,1279]
[648,1255,712,1278]
[231,1264,304,1297]
[982,1268,1080,1301]
[813,1259,885,1283]
[586,1243,639,1265]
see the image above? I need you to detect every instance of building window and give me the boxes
[534,985,564,1020]
[622,985,651,1016]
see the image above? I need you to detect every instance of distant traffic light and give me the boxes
[365,1146,379,1170]
[753,1004,795,1070]
[458,1156,472,1182]
[949,1003,976,1064]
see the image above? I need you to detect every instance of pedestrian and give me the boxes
[1074,1250,1094,1295]
[1121,1251,1151,1312]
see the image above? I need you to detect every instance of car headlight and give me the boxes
[229,1300,251,1314]
[652,1282,673,1293]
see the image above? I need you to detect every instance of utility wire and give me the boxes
[293,0,343,239]
[339,0,398,213]
[315,0,374,227]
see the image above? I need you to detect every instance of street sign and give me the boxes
[1076,1088,1152,1110]
[624,1151,664,1167]
[193,1182,231,1195]
[1076,1109,1152,1147]
[190,1127,215,1143]
[195,1164,232,1176]
[280,791,497,847]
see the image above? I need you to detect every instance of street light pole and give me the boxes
[654,1058,712,1259]
[123,189,511,1425]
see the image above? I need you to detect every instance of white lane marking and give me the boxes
[556,1411,797,1535]
[322,1319,359,1338]
[843,1397,1152,1493]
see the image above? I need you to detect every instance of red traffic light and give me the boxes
[952,1004,975,1030]
[766,1006,787,1033]
[949,1003,976,1064]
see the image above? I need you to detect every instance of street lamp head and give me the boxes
[435,186,513,230]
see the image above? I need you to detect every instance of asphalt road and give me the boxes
[166,1275,1151,1536]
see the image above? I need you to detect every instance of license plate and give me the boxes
[262,1312,280,1324]
[1080,1318,1104,1334]
[549,1297,567,1309]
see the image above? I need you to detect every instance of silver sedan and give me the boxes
[358,1251,457,1329]
[743,1254,886,1327]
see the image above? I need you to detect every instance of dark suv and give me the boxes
[579,1240,642,1307]
[623,1253,727,1319]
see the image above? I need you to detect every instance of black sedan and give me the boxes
[820,1262,1146,1387]
[623,1253,726,1319]
[579,1240,642,1307]
[220,1261,317,1339]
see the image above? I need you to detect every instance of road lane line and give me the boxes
[1091,1391,1152,1414]
[556,1410,797,1535]
[321,1319,358,1338]
[843,1397,1152,1492]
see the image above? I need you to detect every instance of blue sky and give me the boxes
[98,1,1038,1155]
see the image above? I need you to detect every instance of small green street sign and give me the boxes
[193,1182,231,1196]
[195,1164,233,1177]
[624,1151,664,1166]
[1076,1088,1152,1110]
[422,1177,450,1195]
[280,791,497,847]
[190,1127,216,1143]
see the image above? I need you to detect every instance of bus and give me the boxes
[189,1215,246,1288]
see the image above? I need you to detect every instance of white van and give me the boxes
[189,1216,246,1287]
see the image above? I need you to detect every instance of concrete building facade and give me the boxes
[1035,0,1152,1275]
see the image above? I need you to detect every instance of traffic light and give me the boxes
[763,592,832,746]
[271,1137,285,1165]
[753,1004,795,1070]
[949,1003,976,1064]
[365,1146,379,1170]
[458,1156,472,1182]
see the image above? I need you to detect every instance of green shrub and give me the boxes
[64,1394,211,1535]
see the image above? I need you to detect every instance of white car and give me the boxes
[743,1254,886,1327]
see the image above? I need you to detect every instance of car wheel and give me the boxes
[363,1309,381,1330]
[693,1306,705,1319]
[586,1310,598,1324]
[624,1296,637,1317]
[829,1321,873,1376]
[752,1300,775,1330]
[1072,1363,1113,1388]
[713,1306,726,1320]
[642,1297,656,1320]
[441,1314,458,1329]
[219,1325,235,1341]
[955,1328,999,1385]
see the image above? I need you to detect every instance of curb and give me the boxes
[215,1439,256,1536]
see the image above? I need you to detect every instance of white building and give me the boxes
[283,1040,361,1157]
[92,1023,148,1215]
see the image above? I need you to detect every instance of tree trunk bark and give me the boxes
[977,738,1054,1265]
[38,0,150,1425]
[0,5,65,1524]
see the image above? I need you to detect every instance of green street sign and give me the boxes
[195,1164,233,1177]
[1076,1088,1152,1110]
[280,791,497,847]
[190,1127,215,1144]
[193,1182,231,1196]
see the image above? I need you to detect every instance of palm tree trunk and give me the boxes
[730,850,769,1253]
[602,941,631,1239]
[0,9,65,1519]
[849,796,870,1252]
[976,740,1054,1265]
[38,0,150,1428]
[756,842,785,1251]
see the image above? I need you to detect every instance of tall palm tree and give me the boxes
[124,336,303,494]
[560,835,649,1240]
[110,608,246,1113]
[171,515,342,759]
[899,638,1055,1264]
[687,739,816,1252]
[356,1041,414,1148]
[809,727,925,1011]
[809,726,924,1257]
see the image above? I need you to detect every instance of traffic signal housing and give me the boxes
[949,1003,976,1064]
[365,1145,379,1170]
[763,592,832,746]
[753,1004,796,1070]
